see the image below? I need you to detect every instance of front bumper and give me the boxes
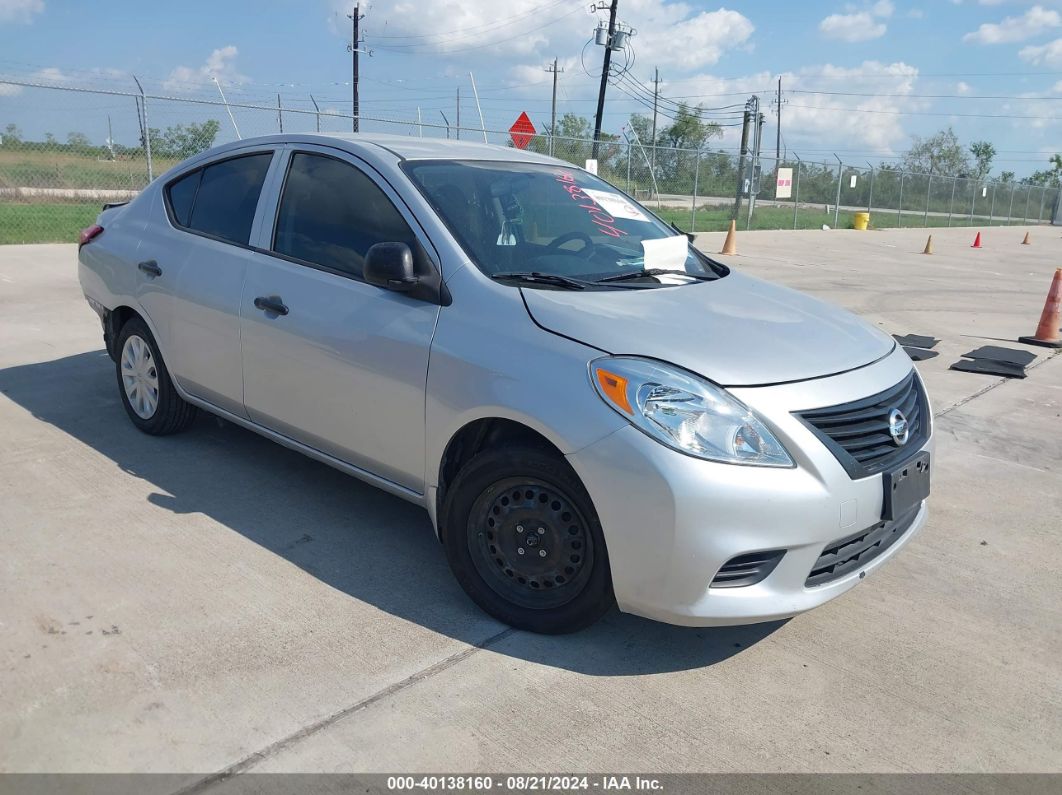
[566,347,932,627]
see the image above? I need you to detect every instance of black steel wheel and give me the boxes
[441,446,614,633]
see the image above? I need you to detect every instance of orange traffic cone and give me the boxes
[922,235,933,255]
[971,232,983,248]
[1019,268,1062,349]
[721,219,737,255]
[1022,232,1031,245]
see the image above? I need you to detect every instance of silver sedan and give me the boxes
[78,134,932,633]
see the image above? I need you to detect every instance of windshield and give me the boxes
[403,160,726,288]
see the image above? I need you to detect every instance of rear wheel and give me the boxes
[442,447,614,633]
[115,317,197,435]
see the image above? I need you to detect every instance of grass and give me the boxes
[654,204,1033,233]
[0,149,179,191]
[0,198,1043,246]
[0,202,100,245]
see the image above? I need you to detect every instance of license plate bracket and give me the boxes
[882,451,931,521]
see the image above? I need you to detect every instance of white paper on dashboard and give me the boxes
[641,235,689,275]
[582,188,649,221]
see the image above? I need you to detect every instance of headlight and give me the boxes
[590,357,794,467]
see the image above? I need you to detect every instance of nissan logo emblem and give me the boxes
[888,408,910,446]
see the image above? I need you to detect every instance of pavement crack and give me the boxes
[171,627,514,794]
[935,348,1061,418]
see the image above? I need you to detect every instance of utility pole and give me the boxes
[545,58,563,157]
[277,93,283,133]
[747,110,765,229]
[456,87,461,140]
[591,0,619,160]
[348,4,363,132]
[775,75,782,164]
[650,67,660,172]
[732,95,758,223]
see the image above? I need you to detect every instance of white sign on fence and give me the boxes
[849,175,858,189]
[776,167,793,199]
[584,158,598,175]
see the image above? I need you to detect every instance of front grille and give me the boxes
[805,506,920,587]
[796,371,928,478]
[710,549,785,588]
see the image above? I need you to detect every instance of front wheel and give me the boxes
[441,447,614,633]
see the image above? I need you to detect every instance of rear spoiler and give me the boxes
[102,201,129,211]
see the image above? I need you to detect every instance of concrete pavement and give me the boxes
[0,226,1060,779]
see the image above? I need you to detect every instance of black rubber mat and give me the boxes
[949,359,1028,379]
[961,346,1037,367]
[893,334,939,349]
[904,347,940,361]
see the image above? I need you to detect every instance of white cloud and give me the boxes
[956,80,972,94]
[164,46,247,91]
[1020,36,1062,64]
[818,2,894,42]
[782,61,921,153]
[0,83,22,96]
[0,0,43,24]
[963,5,1061,44]
[349,1,754,69]
[635,8,754,70]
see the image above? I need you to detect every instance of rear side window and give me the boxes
[189,154,273,244]
[272,152,416,279]
[167,170,201,227]
[165,152,272,245]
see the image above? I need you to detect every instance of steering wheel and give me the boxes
[546,231,594,257]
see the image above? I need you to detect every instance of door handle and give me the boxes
[137,260,162,277]
[254,295,289,316]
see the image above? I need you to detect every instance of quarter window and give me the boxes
[165,152,273,245]
[272,152,416,278]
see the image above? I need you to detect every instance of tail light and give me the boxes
[78,224,104,249]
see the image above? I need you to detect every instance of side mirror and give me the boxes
[364,242,418,292]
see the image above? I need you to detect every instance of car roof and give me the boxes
[207,132,568,166]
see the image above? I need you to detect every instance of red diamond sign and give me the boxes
[509,111,536,150]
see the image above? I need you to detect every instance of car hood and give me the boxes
[521,272,895,386]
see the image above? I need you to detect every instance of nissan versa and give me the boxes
[77,134,933,633]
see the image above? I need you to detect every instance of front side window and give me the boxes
[272,152,417,279]
[404,160,726,288]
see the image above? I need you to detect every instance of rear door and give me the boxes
[138,148,277,416]
[240,147,441,491]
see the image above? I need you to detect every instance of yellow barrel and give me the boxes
[853,212,870,231]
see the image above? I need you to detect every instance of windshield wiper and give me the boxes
[595,268,715,284]
[491,271,588,290]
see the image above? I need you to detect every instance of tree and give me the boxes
[902,127,970,176]
[999,171,1015,184]
[147,120,221,159]
[3,123,22,144]
[969,141,996,182]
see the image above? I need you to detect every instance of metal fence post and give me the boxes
[989,183,996,226]
[690,149,701,233]
[897,172,904,227]
[626,144,631,193]
[833,155,842,229]
[866,161,874,215]
[132,75,153,182]
[1022,186,1032,225]
[923,174,932,227]
[970,183,977,224]
[1007,183,1016,226]
[947,177,956,227]
[792,156,801,230]
[1038,186,1047,223]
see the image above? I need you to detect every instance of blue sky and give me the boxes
[2,0,1061,175]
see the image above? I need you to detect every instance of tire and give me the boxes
[441,446,615,634]
[114,316,197,435]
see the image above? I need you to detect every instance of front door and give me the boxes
[240,148,441,492]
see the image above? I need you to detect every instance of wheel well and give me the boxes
[437,418,564,535]
[103,305,138,360]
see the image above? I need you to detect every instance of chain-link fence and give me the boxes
[2,79,1059,244]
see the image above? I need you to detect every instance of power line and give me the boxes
[365,0,568,40]
[787,103,1062,121]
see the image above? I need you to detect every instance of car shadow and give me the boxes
[0,350,785,676]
